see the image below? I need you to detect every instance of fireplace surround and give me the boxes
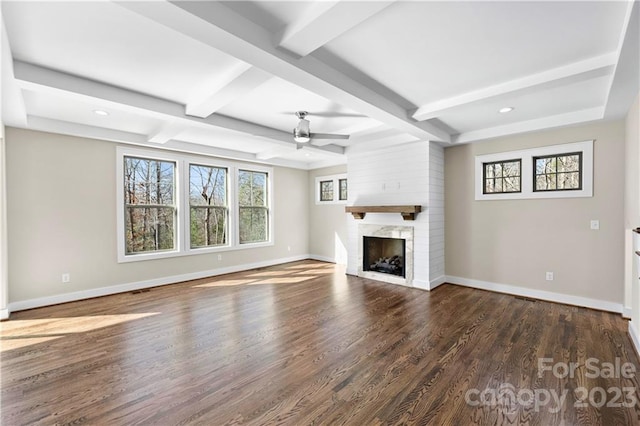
[357,224,414,286]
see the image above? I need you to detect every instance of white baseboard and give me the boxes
[0,308,8,320]
[629,322,640,358]
[308,254,336,264]
[446,275,623,314]
[8,254,311,313]
[412,279,430,290]
[429,275,446,290]
[623,307,633,319]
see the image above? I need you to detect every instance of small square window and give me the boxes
[320,180,334,201]
[534,152,582,192]
[483,159,521,194]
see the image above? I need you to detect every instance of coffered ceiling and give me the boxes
[1,1,638,169]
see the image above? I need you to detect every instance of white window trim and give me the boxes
[184,157,235,255]
[117,146,273,263]
[315,173,347,205]
[475,140,593,201]
[235,165,274,249]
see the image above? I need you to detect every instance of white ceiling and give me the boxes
[1,1,638,169]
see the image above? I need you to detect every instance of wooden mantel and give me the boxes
[345,205,422,221]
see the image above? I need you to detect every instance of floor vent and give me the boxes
[131,289,151,294]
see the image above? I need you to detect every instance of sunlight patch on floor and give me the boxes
[284,263,333,270]
[0,335,63,351]
[294,269,334,275]
[247,270,297,277]
[0,313,160,352]
[248,276,316,285]
[193,278,259,288]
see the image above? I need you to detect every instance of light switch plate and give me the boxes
[590,220,600,230]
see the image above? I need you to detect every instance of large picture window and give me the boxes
[123,156,176,255]
[117,147,272,262]
[189,164,228,248]
[238,170,269,244]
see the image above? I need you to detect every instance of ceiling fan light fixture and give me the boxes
[293,111,311,142]
[293,131,310,143]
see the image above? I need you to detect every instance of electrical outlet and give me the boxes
[62,273,71,283]
[546,272,554,281]
[590,220,600,230]
[287,246,291,252]
[217,254,222,261]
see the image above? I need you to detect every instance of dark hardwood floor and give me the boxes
[2,260,639,425]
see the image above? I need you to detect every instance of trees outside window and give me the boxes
[534,153,582,191]
[474,140,592,201]
[118,148,273,262]
[339,178,348,201]
[190,164,228,248]
[320,180,334,201]
[483,159,521,194]
[315,174,347,204]
[238,170,269,244]
[124,156,175,254]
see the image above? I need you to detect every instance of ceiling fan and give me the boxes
[292,111,350,143]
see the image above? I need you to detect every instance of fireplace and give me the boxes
[357,224,414,286]
[363,236,406,277]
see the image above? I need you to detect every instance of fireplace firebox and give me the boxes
[363,236,406,277]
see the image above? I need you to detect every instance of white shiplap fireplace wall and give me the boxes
[346,141,445,290]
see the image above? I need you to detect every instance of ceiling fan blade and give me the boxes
[311,133,350,140]
[280,111,366,118]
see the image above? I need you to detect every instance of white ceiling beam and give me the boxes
[13,60,295,146]
[27,116,313,170]
[115,1,450,143]
[148,120,186,144]
[185,65,272,118]
[604,0,639,119]
[255,146,295,160]
[15,62,344,157]
[1,14,27,128]
[278,1,395,57]
[412,53,617,122]
[298,142,344,158]
[453,107,604,144]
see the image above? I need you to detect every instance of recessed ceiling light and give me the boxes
[93,109,109,116]
[499,107,514,114]
[304,153,311,157]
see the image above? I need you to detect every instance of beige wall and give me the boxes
[445,120,625,304]
[308,165,348,264]
[625,92,640,228]
[6,128,309,303]
[626,92,640,336]
[0,124,6,317]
